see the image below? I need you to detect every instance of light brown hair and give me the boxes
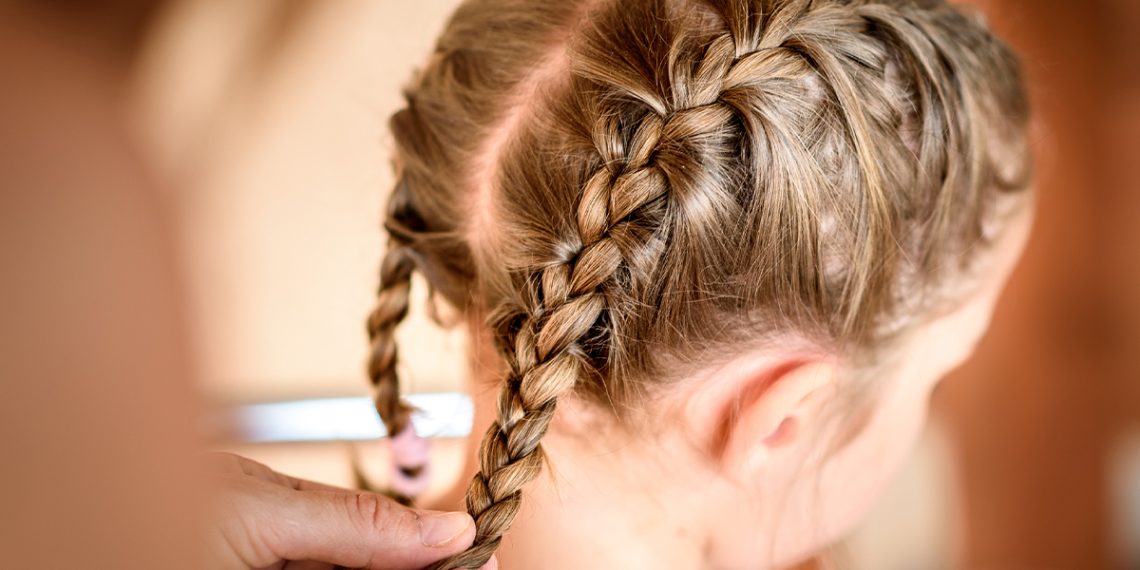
[365,0,1031,567]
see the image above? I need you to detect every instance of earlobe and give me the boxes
[717,360,837,479]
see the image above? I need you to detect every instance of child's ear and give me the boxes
[687,358,837,480]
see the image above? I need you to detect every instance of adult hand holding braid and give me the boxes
[206,453,496,570]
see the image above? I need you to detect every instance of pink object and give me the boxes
[389,424,431,497]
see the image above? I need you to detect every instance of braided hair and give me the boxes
[369,0,1031,567]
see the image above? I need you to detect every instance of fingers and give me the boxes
[245,479,475,570]
[210,454,480,569]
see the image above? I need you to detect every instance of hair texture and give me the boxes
[366,0,1031,567]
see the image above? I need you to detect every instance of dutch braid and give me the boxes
[425,113,682,570]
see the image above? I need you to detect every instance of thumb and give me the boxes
[250,482,476,570]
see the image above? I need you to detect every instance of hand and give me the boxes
[207,453,496,570]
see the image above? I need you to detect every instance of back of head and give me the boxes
[366,0,1031,567]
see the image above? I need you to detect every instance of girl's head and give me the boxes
[367,0,1032,567]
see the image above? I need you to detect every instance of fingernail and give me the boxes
[419,511,472,546]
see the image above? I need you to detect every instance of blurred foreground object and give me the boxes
[0,3,205,568]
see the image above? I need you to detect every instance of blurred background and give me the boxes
[3,0,1138,568]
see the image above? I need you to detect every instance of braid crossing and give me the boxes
[429,5,856,569]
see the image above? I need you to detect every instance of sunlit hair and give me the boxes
[365,0,1031,567]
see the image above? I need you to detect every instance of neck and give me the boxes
[496,418,714,569]
[452,332,782,569]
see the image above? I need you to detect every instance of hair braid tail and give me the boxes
[363,239,422,503]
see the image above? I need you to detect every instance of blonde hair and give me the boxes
[365,0,1031,567]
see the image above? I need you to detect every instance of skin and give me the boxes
[207,454,490,570]
[450,196,1034,569]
